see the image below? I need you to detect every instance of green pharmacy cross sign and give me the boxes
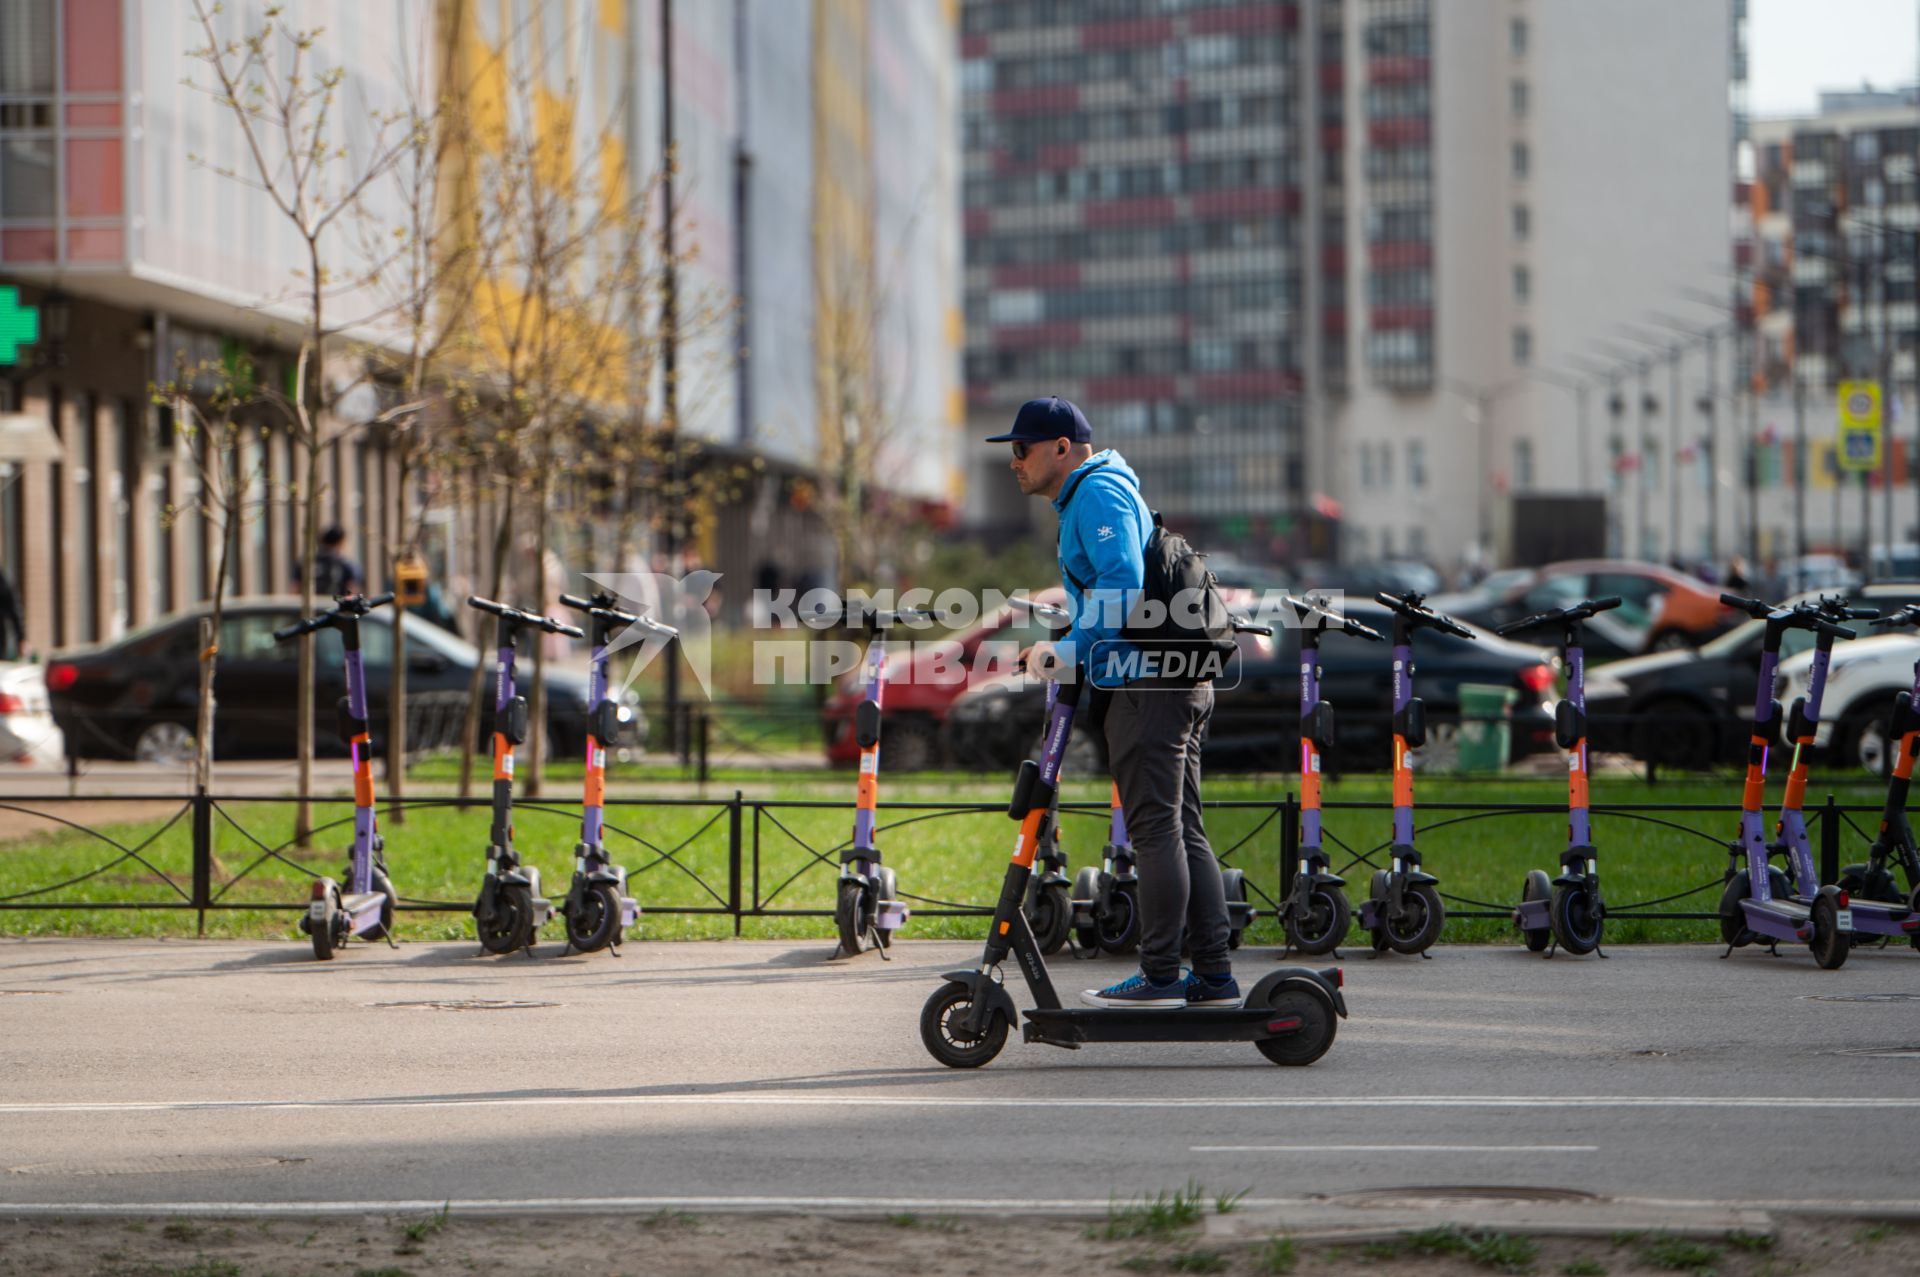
[0,287,40,366]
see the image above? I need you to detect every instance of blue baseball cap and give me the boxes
[985,395,1092,444]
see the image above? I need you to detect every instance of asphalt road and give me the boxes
[2,937,1918,1221]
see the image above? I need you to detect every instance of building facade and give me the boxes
[960,0,1737,571]
[0,0,962,661]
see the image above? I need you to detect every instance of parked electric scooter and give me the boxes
[1277,592,1383,956]
[1017,599,1077,955]
[1841,602,1920,944]
[834,603,933,957]
[1781,597,1918,948]
[1715,593,1854,968]
[275,592,400,961]
[1359,591,1474,956]
[466,595,584,956]
[920,656,1347,1070]
[554,591,679,955]
[1497,595,1621,958]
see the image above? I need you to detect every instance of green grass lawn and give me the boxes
[1,773,1894,945]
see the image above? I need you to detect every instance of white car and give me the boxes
[0,661,64,766]
[1777,630,1920,773]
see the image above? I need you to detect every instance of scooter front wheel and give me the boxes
[835,879,869,956]
[1550,882,1603,955]
[1383,882,1444,955]
[1253,986,1337,1067]
[1027,882,1071,955]
[478,885,531,955]
[1519,870,1552,952]
[565,882,622,953]
[920,981,1009,1069]
[1284,883,1350,956]
[309,886,341,961]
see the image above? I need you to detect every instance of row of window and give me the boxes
[965,92,1296,150]
[970,337,1300,381]
[1092,398,1306,435]
[964,154,1299,207]
[977,275,1302,324]
[961,0,1264,36]
[1365,82,1431,121]
[963,31,1293,93]
[1357,439,1429,490]
[974,215,1296,265]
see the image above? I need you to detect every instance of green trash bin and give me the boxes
[1455,683,1518,773]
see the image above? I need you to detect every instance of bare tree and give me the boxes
[188,1,415,843]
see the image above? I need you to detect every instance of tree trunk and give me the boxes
[457,480,515,799]
[525,467,552,798]
[387,448,411,824]
[295,437,319,847]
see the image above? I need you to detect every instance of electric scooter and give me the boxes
[275,592,400,960]
[1497,595,1622,958]
[920,668,1346,1069]
[834,603,933,958]
[1017,599,1077,955]
[554,591,679,955]
[1277,592,1383,956]
[1715,593,1854,968]
[1359,591,1474,956]
[1840,602,1920,945]
[1784,597,1918,948]
[466,595,583,956]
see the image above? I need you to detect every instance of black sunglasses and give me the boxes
[1011,440,1063,461]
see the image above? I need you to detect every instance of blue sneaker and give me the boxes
[1182,969,1243,1007]
[1081,970,1187,1009]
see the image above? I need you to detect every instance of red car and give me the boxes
[821,588,1074,770]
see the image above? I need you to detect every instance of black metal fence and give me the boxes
[0,787,1886,935]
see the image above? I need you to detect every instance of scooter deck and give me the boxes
[1845,900,1918,936]
[340,891,387,933]
[1739,896,1820,942]
[1022,1004,1305,1047]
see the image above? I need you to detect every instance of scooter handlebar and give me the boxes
[1495,595,1623,638]
[1720,592,1775,617]
[1376,591,1474,638]
[274,592,395,641]
[557,590,676,635]
[1288,593,1384,641]
[1230,615,1273,637]
[1871,603,1920,629]
[467,595,585,638]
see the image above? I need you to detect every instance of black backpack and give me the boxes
[1060,471,1237,676]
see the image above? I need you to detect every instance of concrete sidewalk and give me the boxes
[1,936,1917,1226]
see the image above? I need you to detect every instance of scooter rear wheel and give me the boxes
[1810,893,1849,970]
[477,885,531,955]
[920,981,1009,1069]
[1367,870,1391,952]
[1027,882,1071,955]
[565,882,622,953]
[835,879,869,956]
[310,886,341,961]
[1518,870,1552,952]
[1283,884,1350,956]
[364,870,398,943]
[1253,986,1337,1067]
[1383,883,1444,955]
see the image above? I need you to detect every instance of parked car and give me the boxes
[47,596,611,762]
[1772,553,1861,598]
[0,661,63,765]
[1774,584,1920,773]
[1583,583,1920,768]
[942,600,1559,773]
[1443,559,1735,660]
[819,587,1076,770]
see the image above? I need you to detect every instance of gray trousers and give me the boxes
[1103,679,1229,984]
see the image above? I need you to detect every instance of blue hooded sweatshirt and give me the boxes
[1052,449,1151,689]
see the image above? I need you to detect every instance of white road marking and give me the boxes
[2,1094,1919,1116]
[1191,1145,1598,1153]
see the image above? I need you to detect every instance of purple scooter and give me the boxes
[1715,593,1853,968]
[555,591,679,955]
[466,595,583,956]
[276,592,400,960]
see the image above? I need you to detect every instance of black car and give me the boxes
[1582,583,1920,767]
[943,601,1560,773]
[48,596,615,762]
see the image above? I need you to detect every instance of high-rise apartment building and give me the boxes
[961,0,1735,570]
